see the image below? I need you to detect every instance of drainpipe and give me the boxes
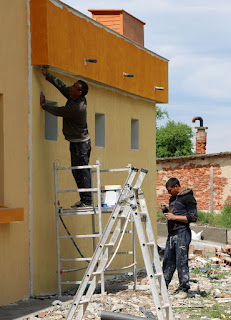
[192,117,208,155]
[27,0,33,297]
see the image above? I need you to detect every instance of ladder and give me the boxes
[66,167,173,320]
[53,161,136,297]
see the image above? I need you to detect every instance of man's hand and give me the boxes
[160,203,168,211]
[164,211,175,220]
[164,211,188,223]
[40,92,46,107]
[40,66,48,77]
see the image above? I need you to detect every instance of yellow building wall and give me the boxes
[0,0,165,303]
[0,0,29,304]
[30,0,168,103]
[32,68,156,294]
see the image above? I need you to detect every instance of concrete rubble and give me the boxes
[20,245,231,320]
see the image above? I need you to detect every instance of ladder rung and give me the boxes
[60,234,100,239]
[78,188,98,193]
[111,251,133,255]
[79,299,90,305]
[162,303,170,309]
[61,281,81,285]
[92,269,104,275]
[60,211,95,216]
[154,273,162,278]
[60,258,92,261]
[58,188,98,193]
[110,231,132,234]
[147,242,154,246]
[105,243,114,247]
[61,280,94,285]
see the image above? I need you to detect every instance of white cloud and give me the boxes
[170,55,231,101]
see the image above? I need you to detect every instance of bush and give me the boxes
[197,202,231,228]
[197,210,217,226]
[220,201,231,228]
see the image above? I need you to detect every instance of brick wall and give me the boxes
[156,153,231,211]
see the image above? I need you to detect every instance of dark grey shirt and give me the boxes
[42,73,90,142]
[164,188,197,235]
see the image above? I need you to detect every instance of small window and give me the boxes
[95,113,105,147]
[131,118,139,150]
[45,101,58,141]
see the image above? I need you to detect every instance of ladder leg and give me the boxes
[96,160,105,294]
[130,168,173,319]
[131,206,166,320]
[66,167,139,320]
[131,218,137,290]
[54,163,62,298]
[137,190,173,320]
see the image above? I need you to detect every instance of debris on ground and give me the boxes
[23,244,231,320]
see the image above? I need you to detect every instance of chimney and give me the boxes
[192,117,208,155]
[88,9,145,46]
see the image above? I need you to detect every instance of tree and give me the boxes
[156,120,194,158]
[156,105,169,123]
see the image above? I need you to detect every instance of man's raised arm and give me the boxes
[40,92,73,118]
[40,67,70,99]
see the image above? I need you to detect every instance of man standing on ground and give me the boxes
[161,178,197,299]
[40,67,92,207]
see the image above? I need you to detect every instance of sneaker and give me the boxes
[71,201,90,208]
[174,290,188,299]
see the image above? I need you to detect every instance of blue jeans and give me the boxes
[163,229,191,292]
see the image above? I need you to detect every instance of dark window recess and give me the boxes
[95,113,105,147]
[45,101,58,141]
[131,118,139,150]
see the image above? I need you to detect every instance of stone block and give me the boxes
[202,246,216,258]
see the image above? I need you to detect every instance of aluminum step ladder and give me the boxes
[54,161,103,297]
[54,161,136,297]
[131,172,173,320]
[66,167,173,320]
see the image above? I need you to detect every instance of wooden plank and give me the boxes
[0,207,24,223]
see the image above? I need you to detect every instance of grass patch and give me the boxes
[175,303,231,319]
[190,303,231,319]
[197,202,231,228]
[157,211,164,220]
[219,201,231,228]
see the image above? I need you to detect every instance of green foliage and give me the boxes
[156,120,194,158]
[220,201,231,228]
[192,303,229,319]
[197,203,231,228]
[156,105,169,122]
[197,210,216,225]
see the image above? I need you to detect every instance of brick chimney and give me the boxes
[88,9,145,46]
[192,117,208,155]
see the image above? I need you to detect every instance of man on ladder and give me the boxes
[40,67,92,208]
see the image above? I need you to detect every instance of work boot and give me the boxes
[71,201,92,208]
[174,290,188,299]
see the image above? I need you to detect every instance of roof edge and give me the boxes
[53,0,168,62]
[156,151,231,162]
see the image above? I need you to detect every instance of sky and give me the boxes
[62,0,231,154]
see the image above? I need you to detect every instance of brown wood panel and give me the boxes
[0,207,24,223]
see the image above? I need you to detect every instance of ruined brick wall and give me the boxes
[156,154,231,211]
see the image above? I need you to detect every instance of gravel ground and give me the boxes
[20,254,231,320]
